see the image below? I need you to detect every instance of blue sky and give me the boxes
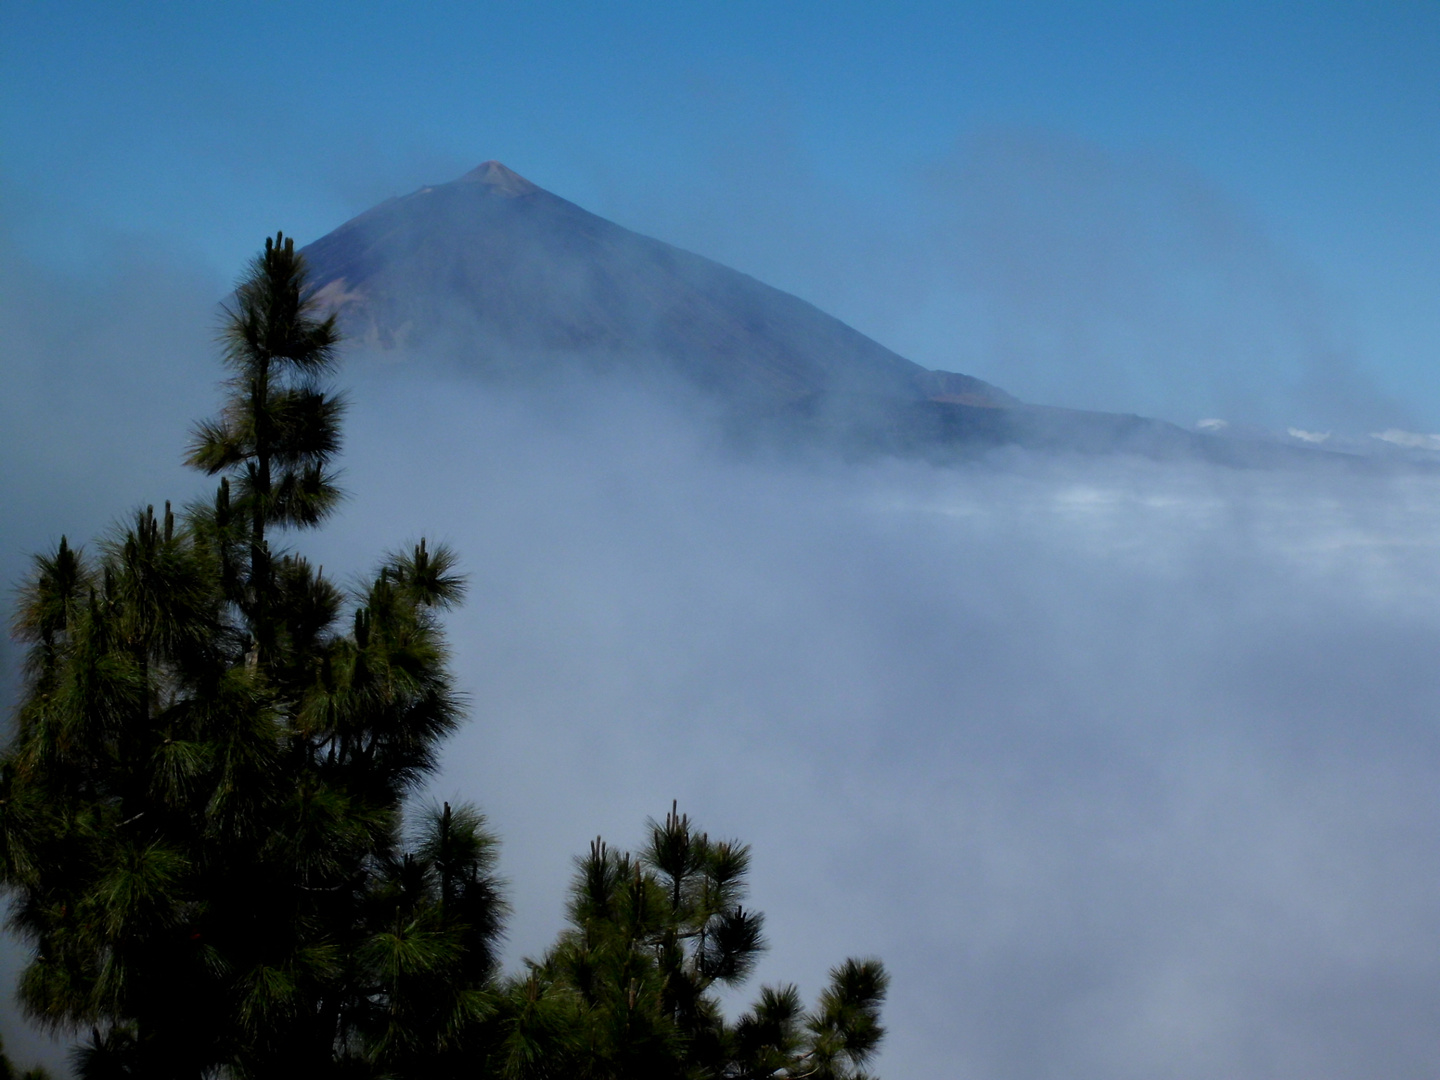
[4,2,1438,428]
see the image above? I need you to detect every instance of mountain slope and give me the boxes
[300,163,1374,468]
[302,161,1011,414]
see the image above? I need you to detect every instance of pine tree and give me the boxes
[0,234,888,1079]
[0,234,504,1078]
[0,1031,50,1080]
[491,803,888,1080]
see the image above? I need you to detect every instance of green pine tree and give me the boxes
[490,802,888,1080]
[1,233,887,1079]
[0,234,504,1078]
[0,1031,51,1080]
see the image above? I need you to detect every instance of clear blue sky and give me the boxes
[4,1,1438,428]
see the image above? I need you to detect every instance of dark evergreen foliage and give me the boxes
[488,802,887,1079]
[0,235,886,1078]
[0,234,502,1077]
[0,1031,50,1079]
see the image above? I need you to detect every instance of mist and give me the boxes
[611,127,1406,436]
[318,359,1440,1079]
[5,234,1440,1079]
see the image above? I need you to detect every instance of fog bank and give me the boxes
[3,250,1439,1077]
[314,363,1440,1079]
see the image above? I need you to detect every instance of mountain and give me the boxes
[299,163,1358,466]
[304,162,1006,411]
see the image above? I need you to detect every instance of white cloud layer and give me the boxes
[306,365,1440,1080]
[4,232,1440,1079]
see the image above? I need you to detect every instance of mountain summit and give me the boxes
[300,163,1331,465]
[301,162,1011,418]
[459,160,539,196]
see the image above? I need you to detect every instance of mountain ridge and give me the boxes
[301,161,1012,414]
[299,162,1385,469]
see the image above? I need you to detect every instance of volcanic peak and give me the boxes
[460,160,539,197]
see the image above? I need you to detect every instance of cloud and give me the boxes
[916,129,1407,435]
[4,213,1440,1080]
[596,125,1410,439]
[303,361,1440,1080]
[1372,428,1440,451]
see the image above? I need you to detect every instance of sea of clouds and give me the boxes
[4,238,1440,1079]
[321,366,1440,1080]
